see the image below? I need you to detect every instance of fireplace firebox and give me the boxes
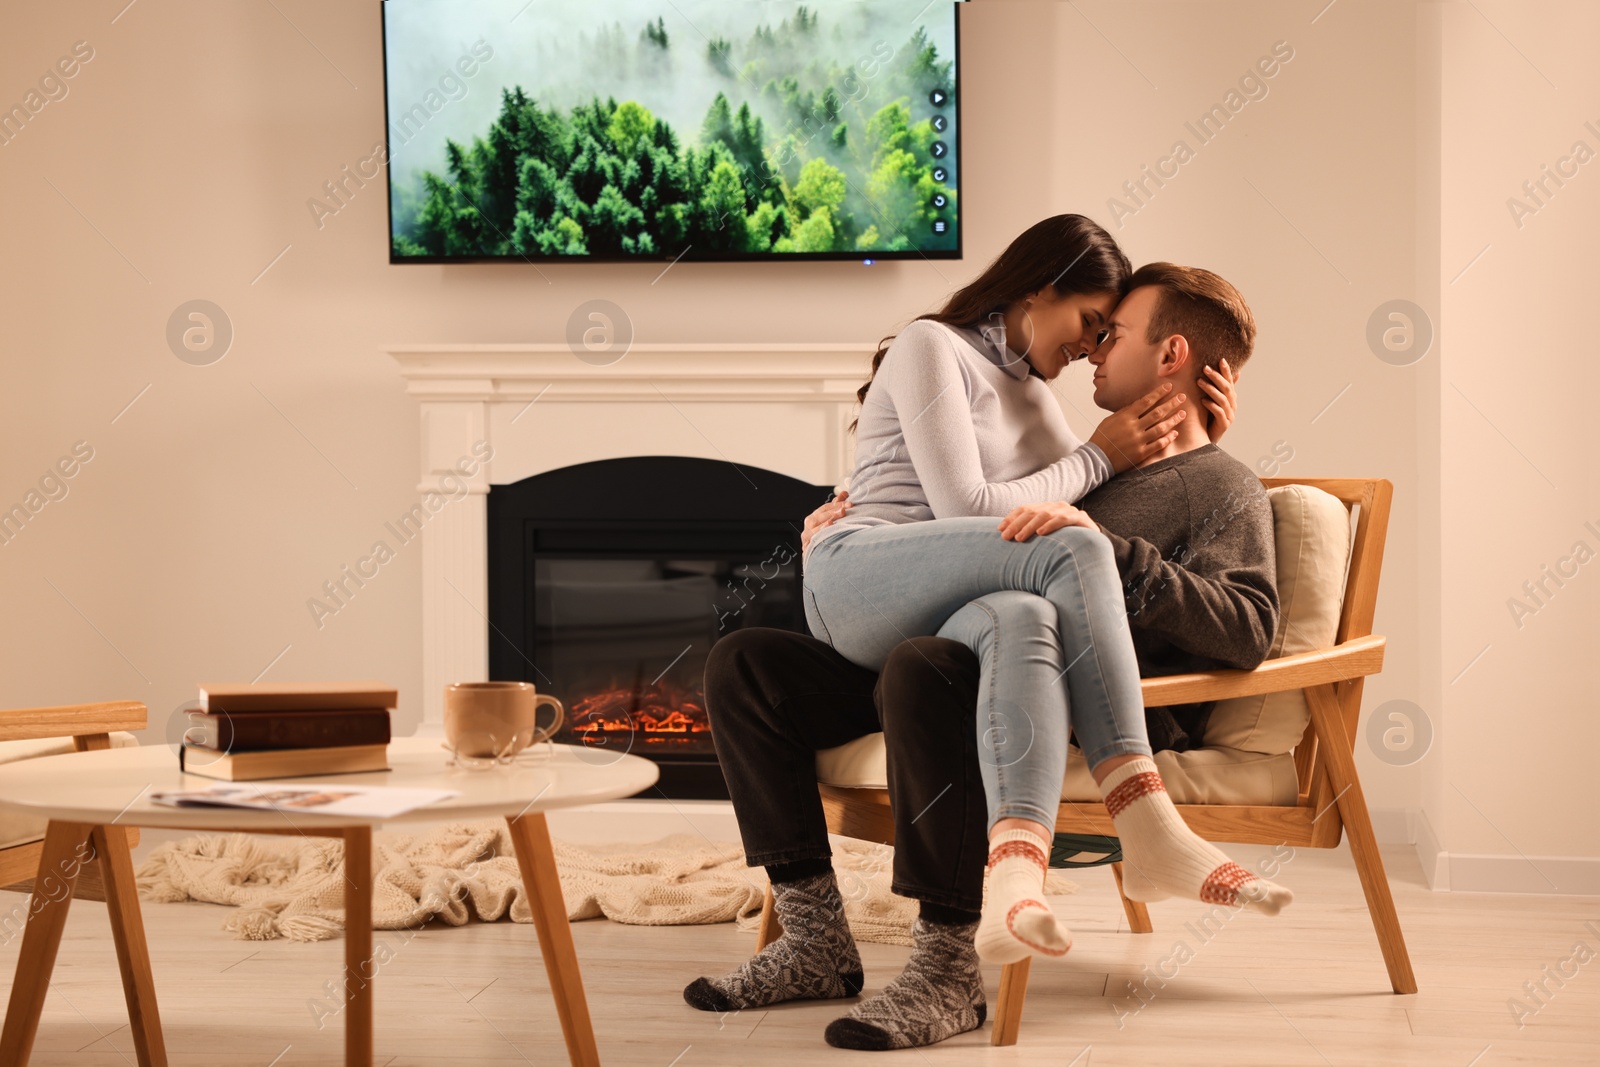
[487,456,833,799]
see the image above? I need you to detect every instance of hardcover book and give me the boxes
[177,742,391,782]
[184,709,392,752]
[197,681,398,714]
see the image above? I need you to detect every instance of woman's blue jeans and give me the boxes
[803,519,1152,830]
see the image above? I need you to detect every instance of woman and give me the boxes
[800,215,1290,967]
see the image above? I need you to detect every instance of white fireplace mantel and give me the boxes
[388,342,871,725]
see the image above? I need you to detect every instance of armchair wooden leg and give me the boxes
[754,883,781,952]
[0,820,94,1067]
[1307,684,1418,994]
[90,824,167,1067]
[1110,863,1153,934]
[990,957,1031,1046]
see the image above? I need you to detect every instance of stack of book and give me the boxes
[179,680,397,782]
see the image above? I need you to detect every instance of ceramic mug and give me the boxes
[443,681,562,760]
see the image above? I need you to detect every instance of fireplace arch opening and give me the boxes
[488,456,833,798]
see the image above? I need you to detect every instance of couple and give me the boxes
[684,214,1289,1049]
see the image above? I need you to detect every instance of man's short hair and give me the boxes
[1127,262,1256,374]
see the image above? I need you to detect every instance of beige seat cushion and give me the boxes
[1203,484,1351,755]
[814,483,1353,807]
[1058,744,1298,805]
[0,733,142,851]
[816,738,1299,806]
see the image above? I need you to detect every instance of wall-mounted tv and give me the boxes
[381,1,961,263]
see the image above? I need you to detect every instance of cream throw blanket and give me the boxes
[134,820,1078,946]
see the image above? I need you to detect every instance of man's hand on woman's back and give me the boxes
[802,490,851,552]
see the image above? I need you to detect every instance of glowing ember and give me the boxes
[567,681,711,742]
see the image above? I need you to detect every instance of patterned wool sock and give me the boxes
[683,869,864,1012]
[824,914,986,1051]
[974,829,1071,964]
[1101,757,1293,914]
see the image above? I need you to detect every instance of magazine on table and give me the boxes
[149,781,459,818]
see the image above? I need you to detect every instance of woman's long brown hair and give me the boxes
[849,213,1132,432]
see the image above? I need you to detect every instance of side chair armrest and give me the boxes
[1140,634,1385,706]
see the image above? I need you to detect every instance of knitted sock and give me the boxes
[974,829,1071,964]
[682,869,863,1012]
[1101,757,1293,914]
[824,915,985,1051]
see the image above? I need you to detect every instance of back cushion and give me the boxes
[1202,484,1352,755]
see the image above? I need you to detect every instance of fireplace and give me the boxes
[487,455,832,798]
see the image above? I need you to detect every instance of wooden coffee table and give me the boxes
[0,736,658,1067]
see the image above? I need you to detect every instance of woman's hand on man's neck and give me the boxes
[1136,380,1214,468]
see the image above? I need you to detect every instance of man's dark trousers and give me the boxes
[704,626,989,912]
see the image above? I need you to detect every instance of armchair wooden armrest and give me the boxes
[0,701,148,747]
[1139,634,1386,706]
[0,700,147,901]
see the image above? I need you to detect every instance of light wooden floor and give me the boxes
[0,827,1594,1066]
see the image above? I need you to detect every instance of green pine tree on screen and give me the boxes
[392,9,955,258]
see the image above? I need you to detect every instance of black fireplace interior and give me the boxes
[488,456,833,799]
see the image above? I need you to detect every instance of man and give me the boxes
[684,264,1279,1050]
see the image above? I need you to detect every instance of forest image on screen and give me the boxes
[384,1,958,261]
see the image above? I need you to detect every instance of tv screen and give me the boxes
[381,1,961,263]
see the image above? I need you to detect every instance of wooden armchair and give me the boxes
[755,477,1415,1046]
[0,702,146,902]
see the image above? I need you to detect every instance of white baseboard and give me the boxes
[1437,853,1600,896]
[1376,806,1600,896]
[1411,805,1450,890]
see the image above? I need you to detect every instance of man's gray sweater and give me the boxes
[1078,442,1281,748]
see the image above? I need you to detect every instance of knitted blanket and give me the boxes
[133,820,1076,946]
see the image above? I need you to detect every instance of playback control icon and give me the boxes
[929,90,952,238]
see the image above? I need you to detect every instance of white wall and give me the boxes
[0,2,1592,884]
[1417,0,1600,890]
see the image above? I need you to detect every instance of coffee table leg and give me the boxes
[90,824,168,1067]
[0,820,94,1067]
[505,813,601,1067]
[343,826,374,1067]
